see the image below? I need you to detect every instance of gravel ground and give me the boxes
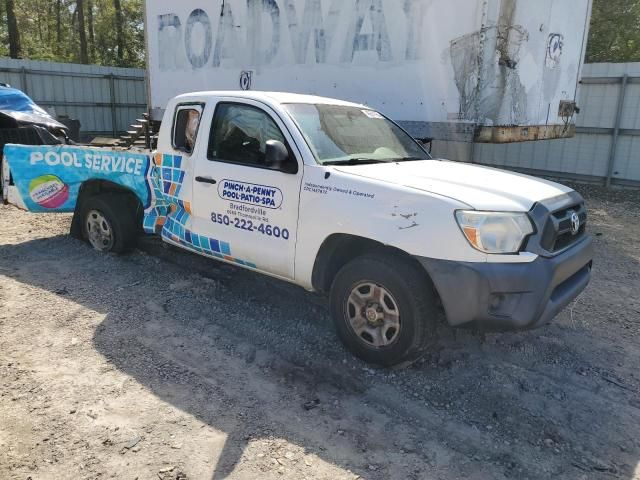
[0,183,639,480]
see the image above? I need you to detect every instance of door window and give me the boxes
[208,103,287,167]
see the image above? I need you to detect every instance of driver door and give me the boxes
[190,100,303,279]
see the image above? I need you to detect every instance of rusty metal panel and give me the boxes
[474,125,576,143]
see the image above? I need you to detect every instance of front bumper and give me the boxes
[418,236,593,331]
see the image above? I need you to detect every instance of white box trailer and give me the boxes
[144,0,592,143]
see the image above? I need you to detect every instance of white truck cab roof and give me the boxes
[173,91,367,109]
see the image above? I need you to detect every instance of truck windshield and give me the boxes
[283,103,431,165]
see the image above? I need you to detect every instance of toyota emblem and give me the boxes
[570,211,581,235]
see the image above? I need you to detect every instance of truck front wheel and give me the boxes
[80,195,138,254]
[330,253,439,367]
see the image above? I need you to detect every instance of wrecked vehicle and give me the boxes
[0,85,69,145]
[2,92,593,366]
[0,85,70,196]
[0,85,69,137]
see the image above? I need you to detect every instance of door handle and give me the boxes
[196,176,217,185]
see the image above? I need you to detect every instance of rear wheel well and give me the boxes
[70,179,143,239]
[311,234,433,294]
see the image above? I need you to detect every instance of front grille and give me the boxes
[540,203,587,253]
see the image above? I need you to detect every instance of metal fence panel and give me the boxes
[615,136,640,181]
[0,58,146,137]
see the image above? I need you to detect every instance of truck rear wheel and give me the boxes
[330,253,438,367]
[80,195,138,254]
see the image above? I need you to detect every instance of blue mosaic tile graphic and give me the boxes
[142,153,257,270]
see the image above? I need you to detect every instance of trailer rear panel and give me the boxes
[145,0,592,143]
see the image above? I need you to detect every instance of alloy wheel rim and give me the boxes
[346,282,401,348]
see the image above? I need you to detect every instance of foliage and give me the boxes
[586,0,640,63]
[0,0,144,68]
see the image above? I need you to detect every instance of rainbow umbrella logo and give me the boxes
[29,175,70,209]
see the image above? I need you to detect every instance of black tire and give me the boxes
[330,252,439,367]
[80,194,138,254]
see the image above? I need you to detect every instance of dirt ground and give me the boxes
[0,183,639,480]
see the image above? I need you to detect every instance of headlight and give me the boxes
[455,211,534,254]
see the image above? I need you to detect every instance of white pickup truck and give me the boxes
[2,91,593,366]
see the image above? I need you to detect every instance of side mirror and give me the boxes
[265,140,296,173]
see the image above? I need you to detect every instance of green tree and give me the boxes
[114,0,124,64]
[5,0,21,58]
[77,0,89,64]
[587,0,640,63]
[0,0,144,67]
[92,0,144,67]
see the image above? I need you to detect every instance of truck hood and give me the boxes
[334,160,573,211]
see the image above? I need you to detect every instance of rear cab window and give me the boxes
[172,104,203,154]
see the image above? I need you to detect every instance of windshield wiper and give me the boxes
[323,158,391,166]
